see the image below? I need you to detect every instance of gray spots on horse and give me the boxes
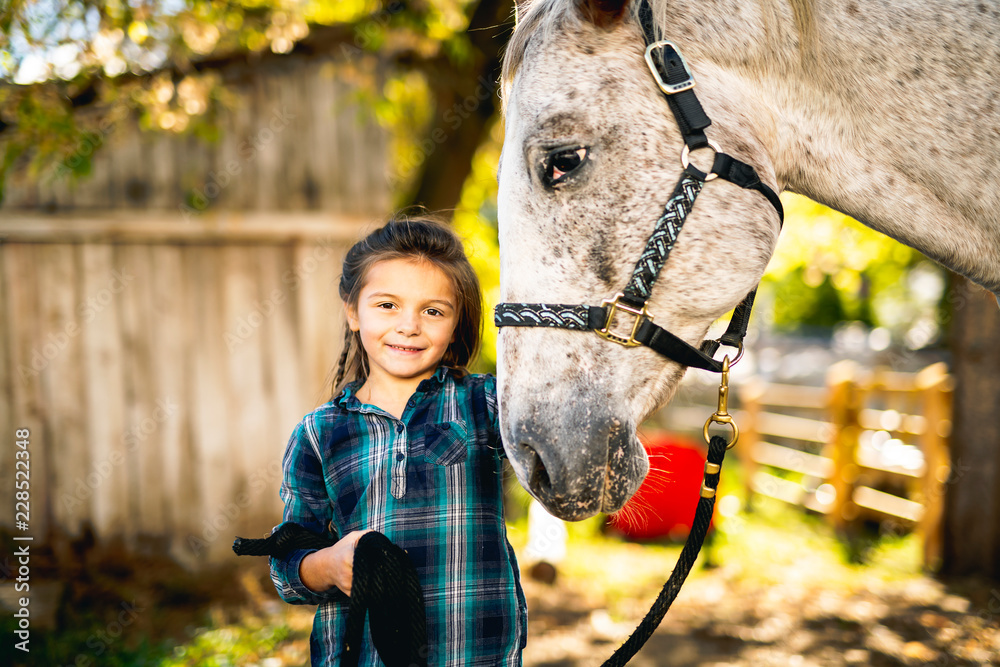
[588,241,617,288]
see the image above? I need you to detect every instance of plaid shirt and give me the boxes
[270,367,527,667]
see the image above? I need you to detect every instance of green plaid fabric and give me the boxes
[270,367,527,666]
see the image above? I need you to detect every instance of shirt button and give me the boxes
[407,399,415,407]
[441,423,450,430]
[396,453,405,462]
[396,424,404,434]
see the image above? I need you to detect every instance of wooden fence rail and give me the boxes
[738,361,953,568]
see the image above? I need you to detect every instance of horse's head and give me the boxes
[497,0,783,520]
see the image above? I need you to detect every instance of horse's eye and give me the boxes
[543,146,588,186]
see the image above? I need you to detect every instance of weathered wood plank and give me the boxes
[186,246,232,561]
[256,245,302,523]
[0,246,13,520]
[339,85,367,215]
[253,74,281,211]
[148,245,191,556]
[77,137,113,208]
[36,245,89,540]
[220,244,269,536]
[3,245,51,537]
[147,130,178,210]
[293,240,345,408]
[214,101,242,211]
[3,58,391,216]
[314,61,343,212]
[283,65,308,210]
[2,165,39,208]
[78,243,129,538]
[118,244,167,542]
[363,98,391,213]
[229,87,256,210]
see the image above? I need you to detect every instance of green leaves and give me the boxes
[762,194,944,342]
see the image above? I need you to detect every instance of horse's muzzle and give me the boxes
[504,408,648,521]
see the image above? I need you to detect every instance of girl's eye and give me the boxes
[542,146,588,187]
[377,302,396,310]
[425,308,443,317]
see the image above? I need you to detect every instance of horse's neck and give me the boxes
[662,0,1000,292]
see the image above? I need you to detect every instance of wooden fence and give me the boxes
[738,361,953,567]
[0,214,374,565]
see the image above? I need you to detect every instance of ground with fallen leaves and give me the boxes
[513,500,999,667]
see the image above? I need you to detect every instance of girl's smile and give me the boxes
[347,257,458,408]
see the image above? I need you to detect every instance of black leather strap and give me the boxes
[711,153,784,223]
[636,318,724,372]
[638,0,711,149]
[495,303,724,372]
[700,289,757,358]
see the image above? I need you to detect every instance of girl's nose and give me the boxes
[396,311,420,334]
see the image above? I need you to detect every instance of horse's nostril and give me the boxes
[520,442,552,495]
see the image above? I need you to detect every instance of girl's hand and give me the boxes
[300,530,371,596]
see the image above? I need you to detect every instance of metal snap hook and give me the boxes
[703,355,739,449]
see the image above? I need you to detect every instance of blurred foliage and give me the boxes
[160,619,292,666]
[366,67,435,202]
[0,0,485,200]
[454,116,502,372]
[763,195,947,347]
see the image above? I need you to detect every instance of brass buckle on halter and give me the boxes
[596,293,650,347]
[644,40,696,95]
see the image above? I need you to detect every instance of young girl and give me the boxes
[269,216,527,667]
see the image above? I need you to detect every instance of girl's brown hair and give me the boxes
[330,214,483,399]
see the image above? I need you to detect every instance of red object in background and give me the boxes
[608,431,714,541]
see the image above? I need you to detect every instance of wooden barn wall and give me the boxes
[0,216,375,565]
[1,55,391,214]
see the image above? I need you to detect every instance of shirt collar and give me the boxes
[335,366,456,411]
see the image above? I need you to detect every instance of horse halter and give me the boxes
[495,0,784,376]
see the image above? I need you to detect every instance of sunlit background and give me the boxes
[2,2,997,666]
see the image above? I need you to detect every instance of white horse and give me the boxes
[496,0,1000,520]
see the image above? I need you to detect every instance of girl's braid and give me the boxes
[331,325,353,399]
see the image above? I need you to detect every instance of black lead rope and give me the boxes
[234,527,429,667]
[601,435,729,667]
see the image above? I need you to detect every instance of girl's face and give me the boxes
[347,257,459,391]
